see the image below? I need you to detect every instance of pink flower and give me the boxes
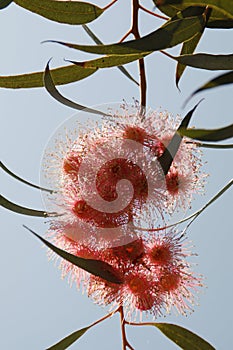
[41,103,204,319]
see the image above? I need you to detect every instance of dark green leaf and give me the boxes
[172,53,233,70]
[191,70,233,95]
[154,323,215,349]
[194,142,233,149]
[47,14,205,54]
[178,123,233,141]
[14,0,103,24]
[82,24,139,86]
[158,101,202,174]
[0,64,96,89]
[154,0,233,28]
[0,195,56,217]
[0,0,13,9]
[46,327,89,350]
[175,6,211,86]
[23,225,124,284]
[0,161,53,193]
[44,60,108,116]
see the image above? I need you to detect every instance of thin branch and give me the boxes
[139,4,169,20]
[103,0,118,11]
[118,306,135,350]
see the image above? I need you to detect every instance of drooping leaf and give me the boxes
[178,123,233,141]
[82,24,139,85]
[0,0,13,9]
[158,100,202,174]
[66,52,148,69]
[0,161,53,193]
[194,142,233,149]
[44,60,108,116]
[190,70,233,96]
[46,327,90,350]
[0,64,96,89]
[13,0,103,24]
[23,225,124,284]
[153,323,215,349]
[169,53,233,70]
[154,0,233,28]
[0,195,56,217]
[46,14,205,55]
[175,6,211,86]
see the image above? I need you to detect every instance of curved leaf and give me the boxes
[0,0,13,9]
[191,70,233,95]
[47,14,205,54]
[154,0,233,28]
[0,195,56,217]
[0,64,96,89]
[44,60,108,116]
[14,0,103,25]
[158,101,202,174]
[23,225,123,284]
[46,327,89,350]
[178,123,233,141]
[154,323,215,350]
[82,24,139,85]
[175,6,212,86]
[66,52,148,69]
[171,53,233,70]
[0,161,53,193]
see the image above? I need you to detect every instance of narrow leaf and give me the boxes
[46,327,89,350]
[154,323,215,350]
[158,101,202,174]
[23,225,123,284]
[0,195,56,217]
[194,142,233,149]
[14,0,103,24]
[66,52,148,69]
[154,0,233,18]
[173,53,233,70]
[1,161,53,193]
[191,70,233,95]
[178,123,233,141]
[44,60,108,116]
[0,64,96,89]
[82,24,139,86]
[175,6,212,86]
[0,0,13,9]
[46,15,205,54]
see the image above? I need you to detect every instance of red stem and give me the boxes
[118,306,135,350]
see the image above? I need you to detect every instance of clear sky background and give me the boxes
[1,1,233,349]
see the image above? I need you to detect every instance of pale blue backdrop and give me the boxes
[1,1,233,349]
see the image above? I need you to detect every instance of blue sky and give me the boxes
[1,1,233,349]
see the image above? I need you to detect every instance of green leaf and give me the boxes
[0,0,13,9]
[194,142,233,149]
[0,161,53,193]
[154,0,233,28]
[0,64,96,89]
[0,195,56,217]
[158,101,202,174]
[82,24,139,86]
[175,6,211,86]
[178,123,233,141]
[46,327,89,350]
[14,0,103,24]
[47,14,205,54]
[23,225,124,284]
[191,70,233,95]
[154,323,215,349]
[44,60,108,116]
[171,53,233,70]
[66,52,148,69]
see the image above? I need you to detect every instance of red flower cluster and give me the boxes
[42,104,205,318]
